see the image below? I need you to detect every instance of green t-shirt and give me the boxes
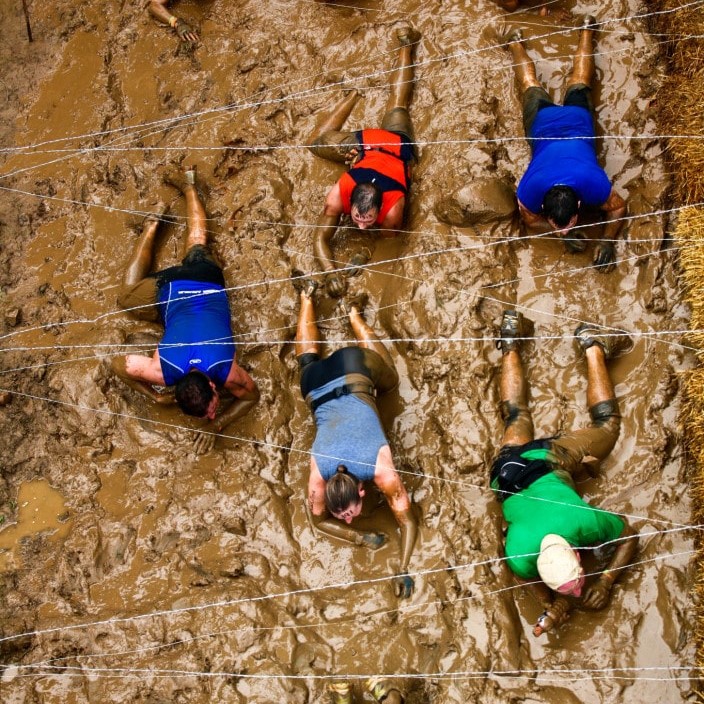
[503,472,624,579]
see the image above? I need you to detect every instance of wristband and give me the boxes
[169,15,178,27]
[600,569,615,585]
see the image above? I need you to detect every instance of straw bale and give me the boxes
[645,0,704,682]
[645,0,704,75]
[658,73,704,203]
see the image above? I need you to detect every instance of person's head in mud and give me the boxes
[325,465,365,523]
[542,186,580,234]
[113,164,259,455]
[175,370,219,419]
[506,19,628,273]
[350,183,382,230]
[536,534,586,597]
[296,283,418,598]
[306,26,421,296]
[491,309,639,637]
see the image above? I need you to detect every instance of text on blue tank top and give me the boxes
[158,280,235,386]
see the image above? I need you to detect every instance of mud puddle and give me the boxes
[0,0,695,701]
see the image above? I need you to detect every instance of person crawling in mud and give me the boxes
[295,283,417,599]
[307,26,421,297]
[504,17,628,272]
[148,0,199,46]
[112,165,259,454]
[491,310,639,635]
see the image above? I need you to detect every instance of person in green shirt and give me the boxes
[491,310,639,636]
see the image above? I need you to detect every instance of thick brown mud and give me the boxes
[0,0,695,702]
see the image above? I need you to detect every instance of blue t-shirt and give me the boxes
[517,105,612,214]
[310,376,388,482]
[157,280,235,387]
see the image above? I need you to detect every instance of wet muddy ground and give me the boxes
[0,0,696,701]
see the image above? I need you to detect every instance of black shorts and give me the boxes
[154,244,225,289]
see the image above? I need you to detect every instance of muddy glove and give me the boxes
[344,147,361,167]
[393,572,414,599]
[563,229,588,253]
[359,532,387,550]
[593,240,616,272]
[325,272,347,297]
[582,573,614,610]
[175,18,199,44]
[193,426,217,455]
[532,597,571,636]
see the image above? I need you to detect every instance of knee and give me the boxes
[589,399,620,427]
[308,136,325,158]
[501,400,524,427]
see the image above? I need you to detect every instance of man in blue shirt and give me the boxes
[112,165,259,453]
[505,17,627,272]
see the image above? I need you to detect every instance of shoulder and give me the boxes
[324,182,346,214]
[125,353,165,384]
[224,362,257,394]
[380,197,405,229]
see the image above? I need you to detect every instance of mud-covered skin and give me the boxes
[0,1,694,703]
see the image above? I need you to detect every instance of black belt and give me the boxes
[309,383,376,412]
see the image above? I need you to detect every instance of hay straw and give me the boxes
[646,0,704,686]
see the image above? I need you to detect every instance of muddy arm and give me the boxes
[111,355,174,405]
[306,461,387,548]
[518,577,573,636]
[314,184,347,296]
[313,211,342,274]
[218,368,260,430]
[148,0,199,42]
[593,189,627,271]
[517,200,546,233]
[582,523,639,609]
[601,189,627,241]
[375,452,417,597]
[377,198,406,239]
[305,503,387,548]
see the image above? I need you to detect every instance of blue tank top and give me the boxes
[517,105,612,214]
[157,280,235,387]
[310,376,388,482]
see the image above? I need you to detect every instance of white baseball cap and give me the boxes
[536,534,583,591]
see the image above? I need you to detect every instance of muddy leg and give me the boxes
[124,215,161,286]
[348,306,395,370]
[307,91,360,162]
[182,168,208,254]
[295,288,322,358]
[565,19,595,91]
[313,90,359,139]
[385,27,421,113]
[585,344,614,409]
[550,344,620,476]
[499,349,534,446]
[507,30,542,92]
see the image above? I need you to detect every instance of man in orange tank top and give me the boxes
[307,27,421,296]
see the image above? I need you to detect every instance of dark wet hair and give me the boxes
[175,371,216,417]
[324,465,362,515]
[350,182,382,216]
[542,186,579,228]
